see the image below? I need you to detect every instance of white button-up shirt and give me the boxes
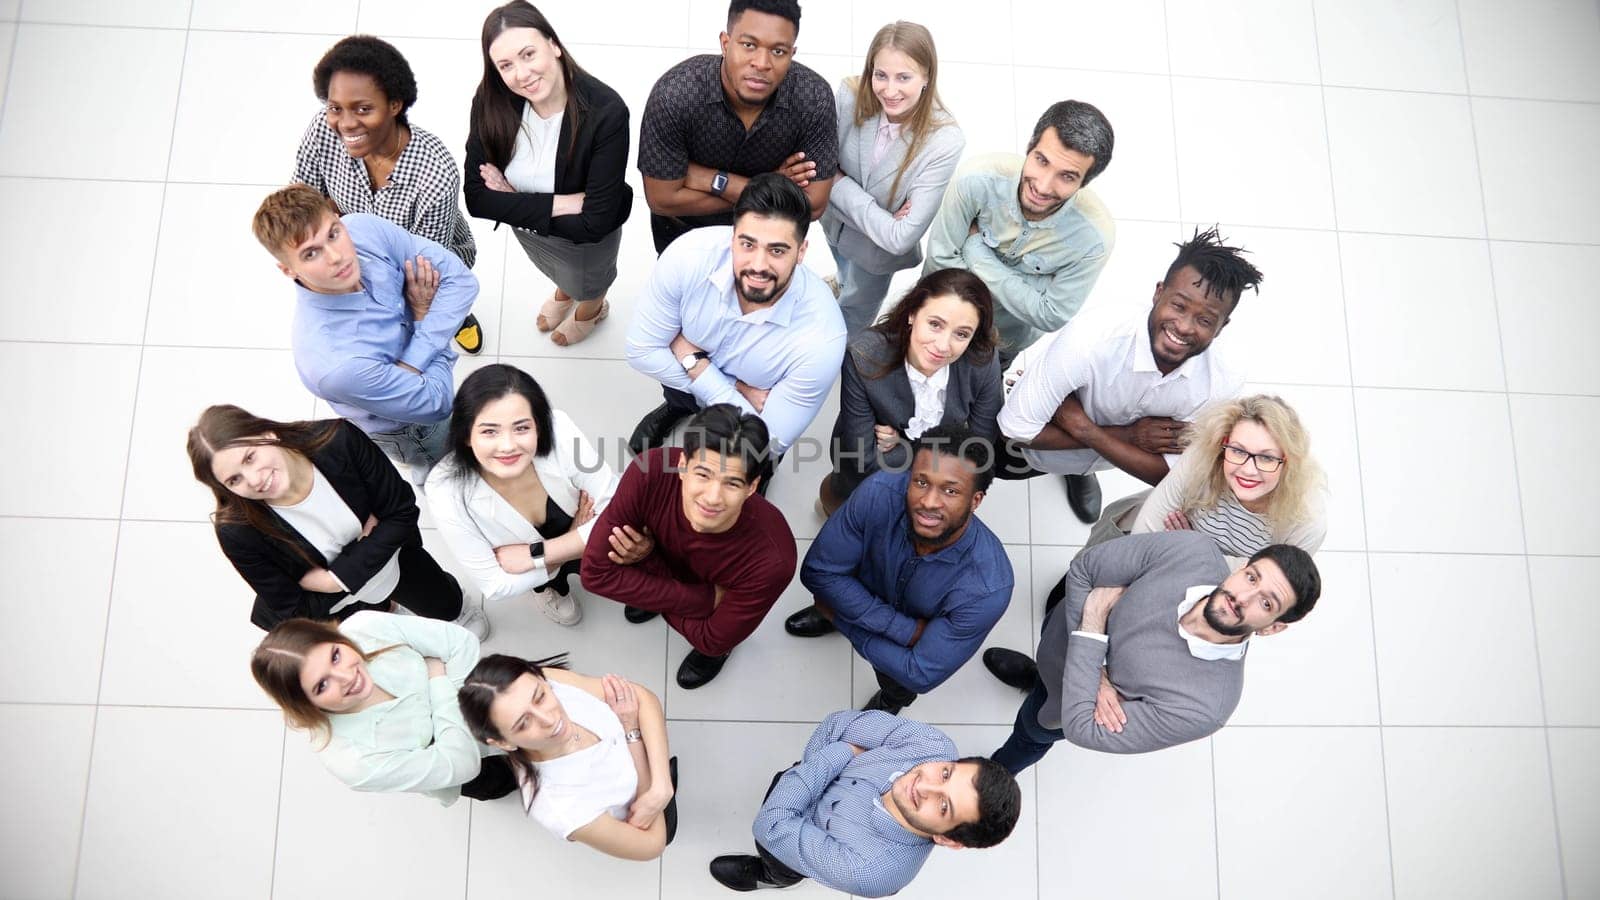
[903,360,949,440]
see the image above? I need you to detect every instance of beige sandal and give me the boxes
[552,300,609,346]
[537,294,576,332]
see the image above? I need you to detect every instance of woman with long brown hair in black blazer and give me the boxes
[465,1,632,346]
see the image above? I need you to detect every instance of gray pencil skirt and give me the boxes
[512,225,623,300]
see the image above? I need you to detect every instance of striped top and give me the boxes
[1187,491,1273,559]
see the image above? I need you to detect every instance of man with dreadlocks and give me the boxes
[994,226,1262,524]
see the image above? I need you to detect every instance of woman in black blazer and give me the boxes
[187,405,477,634]
[822,268,1004,515]
[466,1,632,346]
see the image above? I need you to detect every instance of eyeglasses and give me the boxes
[1221,443,1284,473]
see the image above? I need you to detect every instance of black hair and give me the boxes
[681,403,774,487]
[312,35,419,127]
[445,364,557,482]
[942,756,1021,849]
[1028,100,1114,184]
[733,171,812,243]
[1248,544,1321,623]
[727,0,801,33]
[913,423,997,494]
[472,2,591,169]
[457,653,571,812]
[1164,225,1264,312]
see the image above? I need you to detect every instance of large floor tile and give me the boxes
[1243,382,1367,553]
[190,0,357,33]
[167,31,332,185]
[1313,0,1467,93]
[1167,0,1319,84]
[1491,241,1600,396]
[849,0,1012,66]
[0,703,95,900]
[1509,394,1600,556]
[1529,557,1600,726]
[0,518,118,704]
[274,734,471,900]
[467,782,660,899]
[381,35,483,163]
[1383,727,1563,900]
[98,520,272,708]
[659,720,838,899]
[849,545,1033,726]
[934,60,1018,165]
[1077,219,1187,321]
[664,542,856,723]
[76,707,283,900]
[1214,726,1392,900]
[1203,224,1350,387]
[1232,551,1379,725]
[1370,553,1543,726]
[20,0,187,27]
[1013,0,1168,74]
[1354,388,1523,553]
[0,342,141,518]
[1458,0,1600,102]
[1029,466,1147,548]
[0,178,163,344]
[1324,88,1485,238]
[1341,233,1504,391]
[1036,737,1217,899]
[1172,78,1334,229]
[120,346,316,521]
[1473,98,1600,244]
[0,24,184,179]
[1549,728,1600,899]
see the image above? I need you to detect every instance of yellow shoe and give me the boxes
[454,314,483,355]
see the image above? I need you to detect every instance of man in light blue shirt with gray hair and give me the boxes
[709,709,1021,897]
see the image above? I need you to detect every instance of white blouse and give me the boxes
[525,680,638,840]
[505,103,563,195]
[903,361,949,440]
[273,467,400,613]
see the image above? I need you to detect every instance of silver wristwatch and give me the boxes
[679,350,709,371]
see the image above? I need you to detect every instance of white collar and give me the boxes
[904,361,950,391]
[1176,585,1250,661]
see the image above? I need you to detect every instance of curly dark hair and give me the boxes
[312,35,419,127]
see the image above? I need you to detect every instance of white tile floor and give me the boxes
[0,0,1595,897]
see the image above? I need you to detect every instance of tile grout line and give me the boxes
[0,8,20,128]
[1305,2,1401,897]
[1451,2,1569,896]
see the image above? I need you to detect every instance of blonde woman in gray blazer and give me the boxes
[822,21,966,340]
[426,365,619,626]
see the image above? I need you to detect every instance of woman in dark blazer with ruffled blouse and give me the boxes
[821,268,1003,515]
[465,1,632,347]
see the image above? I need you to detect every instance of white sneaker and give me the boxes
[454,603,492,640]
[533,587,583,626]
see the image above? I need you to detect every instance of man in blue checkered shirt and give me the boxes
[710,710,1021,896]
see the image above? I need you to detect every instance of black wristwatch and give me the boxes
[528,540,545,565]
[711,170,730,196]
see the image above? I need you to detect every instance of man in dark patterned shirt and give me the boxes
[637,0,839,253]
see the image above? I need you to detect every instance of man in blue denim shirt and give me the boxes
[924,100,1116,363]
[253,184,478,487]
[787,424,1013,715]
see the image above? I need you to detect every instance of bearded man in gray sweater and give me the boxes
[988,531,1321,772]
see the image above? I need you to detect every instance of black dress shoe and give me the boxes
[624,605,659,624]
[860,690,905,716]
[663,755,679,846]
[709,854,763,892]
[983,647,1039,690]
[676,649,730,689]
[628,402,691,457]
[1065,472,1103,524]
[783,606,836,637]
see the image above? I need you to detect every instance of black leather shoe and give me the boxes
[783,606,836,637]
[709,854,763,892]
[860,690,905,716]
[1065,473,1102,524]
[983,647,1039,690]
[676,650,730,689]
[624,605,659,624]
[663,755,679,846]
[628,402,690,457]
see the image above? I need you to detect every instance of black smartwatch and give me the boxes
[528,540,545,565]
[711,170,730,196]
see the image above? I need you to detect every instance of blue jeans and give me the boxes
[828,246,897,343]
[992,678,1065,775]
[366,420,449,490]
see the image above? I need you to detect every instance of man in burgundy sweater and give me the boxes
[582,404,798,689]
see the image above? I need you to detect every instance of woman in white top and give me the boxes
[459,654,676,861]
[823,21,966,341]
[425,364,618,626]
[189,404,487,636]
[1090,394,1328,563]
[251,611,516,803]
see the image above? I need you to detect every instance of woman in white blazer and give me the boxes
[425,364,619,626]
[823,20,966,340]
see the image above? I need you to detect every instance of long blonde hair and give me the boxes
[1177,395,1322,527]
[848,21,951,210]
